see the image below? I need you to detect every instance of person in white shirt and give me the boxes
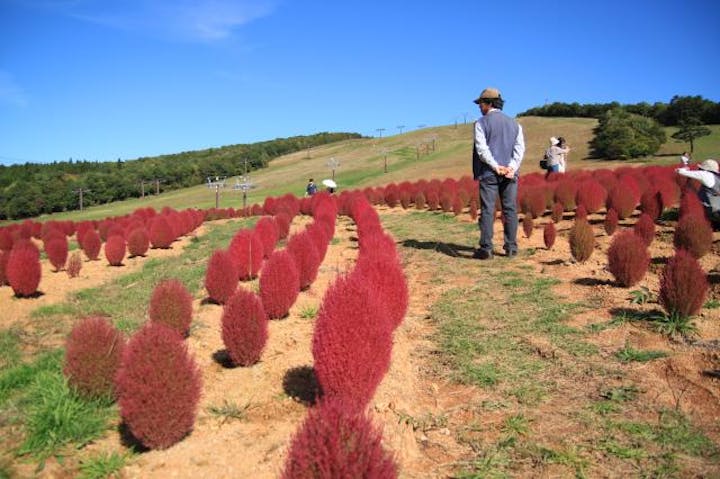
[680,152,691,167]
[676,159,720,224]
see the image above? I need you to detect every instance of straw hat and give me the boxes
[698,159,719,174]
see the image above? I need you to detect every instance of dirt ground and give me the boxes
[3,205,720,478]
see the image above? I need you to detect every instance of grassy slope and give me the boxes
[20,118,720,224]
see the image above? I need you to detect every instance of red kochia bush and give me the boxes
[674,213,713,259]
[575,205,588,222]
[254,216,279,258]
[575,179,607,214]
[127,227,150,257]
[204,249,239,304]
[312,273,392,413]
[82,230,102,261]
[522,214,534,238]
[0,250,9,285]
[543,222,556,249]
[63,316,125,400]
[633,213,655,247]
[228,229,264,281]
[149,216,175,249]
[66,251,82,278]
[678,190,706,220]
[607,230,650,287]
[281,399,398,479]
[149,279,193,337]
[568,219,595,263]
[659,249,708,318]
[104,235,126,266]
[221,288,268,367]
[551,202,564,223]
[286,231,321,291]
[640,189,663,220]
[7,243,41,297]
[45,236,69,272]
[259,250,300,319]
[554,181,578,211]
[607,187,636,219]
[115,323,202,450]
[604,208,619,236]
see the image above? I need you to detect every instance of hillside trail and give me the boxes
[6,205,720,478]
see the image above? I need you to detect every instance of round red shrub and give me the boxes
[204,249,239,304]
[0,228,13,251]
[633,213,655,247]
[640,189,663,220]
[306,222,331,262]
[274,212,292,240]
[384,184,400,208]
[221,288,268,367]
[575,179,607,214]
[127,227,150,257]
[521,187,546,219]
[63,316,125,400]
[228,229,264,281]
[116,323,202,450]
[568,219,595,263]
[82,230,102,261]
[7,243,41,297]
[287,231,321,291]
[543,222,556,249]
[678,189,706,220]
[551,202,564,223]
[259,250,299,319]
[607,187,636,220]
[254,216,279,258]
[604,208,619,236]
[66,251,82,278]
[607,230,650,287]
[0,250,9,286]
[281,399,398,479]
[149,216,175,249]
[312,272,392,413]
[149,279,193,337]
[45,236,68,272]
[522,214,534,239]
[575,205,588,222]
[104,235,126,266]
[673,213,713,259]
[554,181,578,211]
[659,249,708,318]
[414,192,426,210]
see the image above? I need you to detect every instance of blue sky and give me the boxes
[1,0,719,166]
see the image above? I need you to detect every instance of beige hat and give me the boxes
[550,137,559,146]
[698,159,719,173]
[473,87,501,104]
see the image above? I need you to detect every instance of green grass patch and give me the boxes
[31,303,79,319]
[299,304,318,320]
[0,328,22,370]
[0,349,63,405]
[78,451,131,479]
[614,342,668,363]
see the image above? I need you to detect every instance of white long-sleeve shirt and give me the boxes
[677,167,717,188]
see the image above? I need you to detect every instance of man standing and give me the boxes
[472,87,525,259]
[306,178,318,196]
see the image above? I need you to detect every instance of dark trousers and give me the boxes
[478,174,518,255]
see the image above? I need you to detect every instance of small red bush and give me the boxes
[521,187,546,219]
[607,187,636,220]
[607,230,650,287]
[414,192,426,210]
[633,213,655,247]
[7,242,41,297]
[575,205,588,222]
[575,180,607,214]
[45,236,68,272]
[604,208,619,236]
[82,230,102,261]
[66,251,82,278]
[306,222,331,262]
[116,323,202,450]
[568,219,595,263]
[221,288,268,367]
[149,279,194,337]
[0,250,9,285]
[659,249,708,318]
[127,227,150,257]
[104,235,126,266]
[287,231,321,291]
[678,189,706,220]
[554,181,578,211]
[312,273,392,413]
[63,316,125,400]
[551,202,564,223]
[259,250,300,319]
[274,212,292,240]
[228,229,264,281]
[522,214,534,239]
[543,222,556,249]
[640,189,663,220]
[204,249,239,304]
[673,213,713,259]
[254,216,279,258]
[281,399,398,479]
[149,216,175,249]
[0,228,13,251]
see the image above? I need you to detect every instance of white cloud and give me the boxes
[0,71,28,108]
[51,0,278,42]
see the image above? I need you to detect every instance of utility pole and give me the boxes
[74,188,90,211]
[375,128,386,138]
[154,179,161,195]
[397,125,405,135]
[140,180,145,198]
[215,184,221,209]
[382,148,389,173]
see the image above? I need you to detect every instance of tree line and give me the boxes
[0,132,361,220]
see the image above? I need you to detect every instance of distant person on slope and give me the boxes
[305,178,317,196]
[680,151,692,167]
[545,136,569,175]
[676,159,720,225]
[557,137,570,173]
[472,87,525,259]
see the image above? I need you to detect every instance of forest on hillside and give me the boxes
[0,132,361,220]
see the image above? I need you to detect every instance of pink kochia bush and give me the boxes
[568,219,595,263]
[659,249,708,318]
[6,242,42,297]
[281,399,398,479]
[82,230,102,261]
[66,251,82,278]
[607,230,650,287]
[63,316,126,400]
[204,249,239,304]
[632,213,655,247]
[259,250,300,319]
[604,208,619,236]
[286,231,321,291]
[543,222,556,250]
[228,229,264,281]
[312,272,392,413]
[45,236,69,272]
[104,235,126,266]
[115,323,202,450]
[149,216,175,249]
[127,227,150,257]
[254,216,279,258]
[221,288,268,366]
[673,213,713,259]
[149,279,194,337]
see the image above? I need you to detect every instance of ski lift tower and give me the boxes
[233,175,253,210]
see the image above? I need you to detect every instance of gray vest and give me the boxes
[473,110,519,178]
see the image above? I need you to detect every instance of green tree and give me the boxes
[671,116,711,153]
[590,108,666,160]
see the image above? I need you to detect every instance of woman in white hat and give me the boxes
[677,159,720,223]
[545,137,569,176]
